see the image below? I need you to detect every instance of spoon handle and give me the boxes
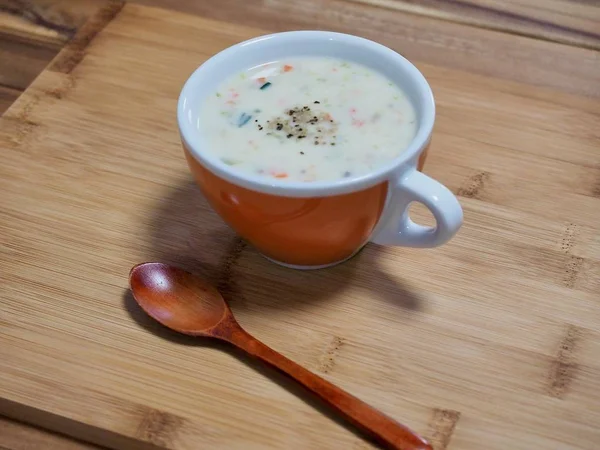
[227,327,432,450]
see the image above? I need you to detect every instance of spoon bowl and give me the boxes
[129,261,432,450]
[130,262,228,334]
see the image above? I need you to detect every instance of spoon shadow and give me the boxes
[123,290,385,448]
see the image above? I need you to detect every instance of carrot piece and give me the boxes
[274,173,288,178]
[258,77,266,83]
[283,64,294,72]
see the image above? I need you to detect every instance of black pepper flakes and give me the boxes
[276,123,283,130]
[300,151,305,155]
[286,134,293,138]
[314,101,320,104]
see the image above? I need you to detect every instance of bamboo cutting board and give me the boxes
[1,1,600,449]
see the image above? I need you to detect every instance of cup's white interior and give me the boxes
[178,31,435,197]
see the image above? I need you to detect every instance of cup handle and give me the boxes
[371,169,463,248]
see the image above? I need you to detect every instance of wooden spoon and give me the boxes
[129,262,433,450]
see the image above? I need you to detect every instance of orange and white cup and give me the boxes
[178,31,463,269]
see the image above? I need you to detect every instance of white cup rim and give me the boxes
[177,30,435,197]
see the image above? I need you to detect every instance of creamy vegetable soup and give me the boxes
[199,57,417,182]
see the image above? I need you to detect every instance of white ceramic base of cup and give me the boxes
[261,246,365,270]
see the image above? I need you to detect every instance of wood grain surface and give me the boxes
[2,0,600,115]
[132,0,600,99]
[0,0,107,111]
[346,0,600,50]
[1,0,600,449]
[0,416,101,450]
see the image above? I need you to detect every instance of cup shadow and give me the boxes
[145,177,426,315]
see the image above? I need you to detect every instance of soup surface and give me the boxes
[198,56,417,182]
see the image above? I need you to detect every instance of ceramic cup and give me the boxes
[177,30,463,269]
